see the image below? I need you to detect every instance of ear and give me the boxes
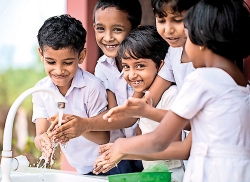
[38,47,44,63]
[158,60,164,72]
[78,48,87,64]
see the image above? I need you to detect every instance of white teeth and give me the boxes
[106,45,116,48]
[132,81,141,85]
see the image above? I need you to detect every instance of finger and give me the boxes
[48,119,59,132]
[144,91,153,106]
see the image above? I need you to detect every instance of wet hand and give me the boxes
[40,132,53,161]
[50,115,88,143]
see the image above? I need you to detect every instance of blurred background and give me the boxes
[0,0,155,171]
[0,0,249,172]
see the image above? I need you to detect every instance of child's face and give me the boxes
[93,7,132,58]
[38,46,85,93]
[155,4,187,48]
[122,57,159,93]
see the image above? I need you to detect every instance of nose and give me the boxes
[165,22,175,34]
[54,65,64,75]
[128,69,137,80]
[103,31,114,42]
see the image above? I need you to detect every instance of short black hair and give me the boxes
[184,0,250,62]
[118,25,169,69]
[93,0,142,30]
[151,0,200,17]
[37,14,87,54]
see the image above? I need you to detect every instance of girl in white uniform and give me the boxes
[98,0,250,181]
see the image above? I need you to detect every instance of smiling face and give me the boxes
[93,7,132,58]
[122,57,160,93]
[155,3,187,48]
[38,46,86,95]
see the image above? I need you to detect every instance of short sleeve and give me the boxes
[95,62,112,91]
[171,70,214,119]
[86,79,108,118]
[32,88,48,123]
[158,52,175,82]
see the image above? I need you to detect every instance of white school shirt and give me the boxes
[95,55,138,141]
[139,85,184,182]
[171,68,250,182]
[32,68,108,174]
[158,46,195,90]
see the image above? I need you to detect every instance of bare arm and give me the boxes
[148,75,172,107]
[124,132,191,161]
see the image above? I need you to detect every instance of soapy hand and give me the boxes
[103,91,153,122]
[48,114,87,144]
[40,131,53,162]
[93,143,114,174]
[94,139,125,174]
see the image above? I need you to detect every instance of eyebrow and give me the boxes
[44,57,75,61]
[95,23,125,28]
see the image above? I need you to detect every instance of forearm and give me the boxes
[143,106,167,122]
[34,135,42,151]
[86,111,138,131]
[148,76,172,107]
[123,132,191,161]
[82,131,110,145]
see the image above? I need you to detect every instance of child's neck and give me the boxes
[115,57,123,72]
[181,47,192,63]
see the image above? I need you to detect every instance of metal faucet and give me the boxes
[1,87,67,182]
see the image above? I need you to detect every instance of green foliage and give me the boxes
[0,58,46,111]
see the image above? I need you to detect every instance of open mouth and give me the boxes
[103,44,119,50]
[130,80,142,86]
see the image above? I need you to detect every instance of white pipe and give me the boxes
[1,87,67,182]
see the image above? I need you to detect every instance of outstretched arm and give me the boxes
[93,131,192,174]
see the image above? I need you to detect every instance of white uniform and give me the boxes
[171,68,250,182]
[158,47,195,90]
[32,68,108,174]
[95,55,138,141]
[139,85,184,182]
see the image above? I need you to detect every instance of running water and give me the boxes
[58,108,64,126]
[37,108,65,170]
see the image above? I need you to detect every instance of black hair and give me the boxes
[93,0,142,30]
[151,0,200,17]
[118,25,169,69]
[184,0,250,64]
[37,14,87,55]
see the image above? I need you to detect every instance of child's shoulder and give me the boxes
[79,68,105,87]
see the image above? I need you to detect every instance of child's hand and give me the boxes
[99,143,113,154]
[103,91,153,122]
[93,143,114,174]
[40,132,53,161]
[100,139,125,173]
[49,115,88,143]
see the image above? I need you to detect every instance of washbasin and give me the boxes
[0,167,108,182]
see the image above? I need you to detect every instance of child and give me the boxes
[99,0,250,181]
[92,0,144,173]
[93,25,185,182]
[48,0,144,174]
[32,14,110,174]
[103,0,200,123]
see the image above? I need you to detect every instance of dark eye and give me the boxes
[113,28,123,32]
[136,64,145,69]
[46,60,55,65]
[95,26,104,32]
[122,65,129,70]
[64,62,73,65]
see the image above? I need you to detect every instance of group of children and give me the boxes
[31,0,250,181]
